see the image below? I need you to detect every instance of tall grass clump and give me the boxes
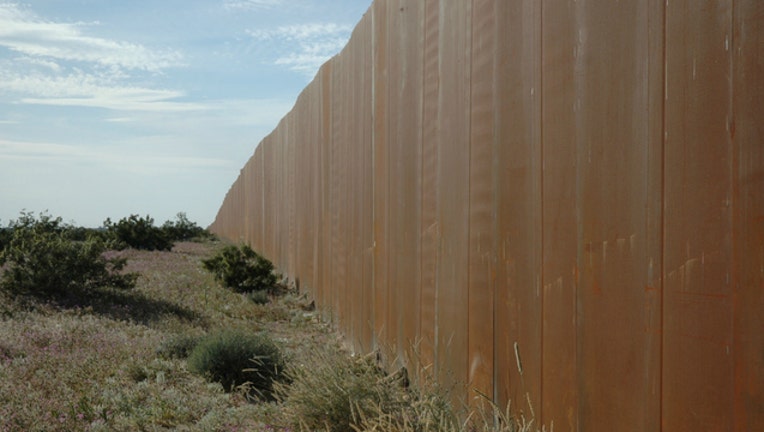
[277,342,456,432]
[202,244,279,294]
[0,212,137,297]
[187,330,287,401]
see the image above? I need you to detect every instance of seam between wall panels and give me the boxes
[538,0,545,425]
[370,0,376,352]
[727,0,736,428]
[418,0,427,377]
[466,0,473,402]
[659,0,667,430]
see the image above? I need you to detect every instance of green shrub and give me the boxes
[0,212,138,297]
[202,244,279,294]
[161,212,213,242]
[0,227,12,252]
[104,214,173,251]
[187,330,287,401]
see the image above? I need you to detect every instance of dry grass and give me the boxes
[0,240,328,431]
[0,240,548,432]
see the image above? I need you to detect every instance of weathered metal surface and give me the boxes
[209,1,764,430]
[419,0,440,374]
[572,1,662,430]
[733,3,764,430]
[664,1,735,430]
[541,1,579,429]
[435,0,471,394]
[371,0,389,356]
[467,0,496,406]
[390,0,423,362]
[493,0,543,421]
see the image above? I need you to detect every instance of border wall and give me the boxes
[210,1,764,430]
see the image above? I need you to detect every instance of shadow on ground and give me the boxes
[10,287,207,328]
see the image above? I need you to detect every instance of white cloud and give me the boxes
[0,139,232,173]
[16,56,62,72]
[248,23,351,41]
[0,3,192,112]
[0,70,203,112]
[247,22,351,75]
[0,4,182,71]
[224,0,283,11]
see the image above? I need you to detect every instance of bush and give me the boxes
[187,330,287,401]
[0,227,11,252]
[0,212,137,297]
[104,214,173,251]
[202,244,279,294]
[161,212,212,242]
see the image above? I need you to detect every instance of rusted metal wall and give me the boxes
[210,1,764,430]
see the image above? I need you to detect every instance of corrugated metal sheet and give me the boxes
[209,1,764,430]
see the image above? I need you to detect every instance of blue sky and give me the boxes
[0,0,371,227]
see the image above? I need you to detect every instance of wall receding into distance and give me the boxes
[210,1,764,430]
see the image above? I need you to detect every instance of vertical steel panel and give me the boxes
[287,109,297,277]
[360,11,375,352]
[318,61,333,313]
[293,83,310,291]
[308,76,322,294]
[493,0,543,418]
[572,1,661,430]
[732,2,764,429]
[541,1,579,429]
[257,145,265,252]
[383,0,400,356]
[468,0,496,404]
[645,1,666,431]
[261,133,274,259]
[330,48,348,334]
[664,0,735,430]
[387,0,423,362]
[436,0,470,392]
[419,0,440,373]
[349,37,361,347]
[372,0,390,355]
[207,1,764,428]
[346,30,359,349]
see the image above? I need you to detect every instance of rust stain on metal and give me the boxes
[209,0,764,430]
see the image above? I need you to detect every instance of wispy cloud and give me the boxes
[0,4,182,71]
[224,0,283,11]
[0,3,190,112]
[0,69,203,112]
[247,22,351,75]
[0,139,232,173]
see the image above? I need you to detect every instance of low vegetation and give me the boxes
[202,243,280,294]
[0,212,545,431]
[188,330,288,402]
[0,212,137,298]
